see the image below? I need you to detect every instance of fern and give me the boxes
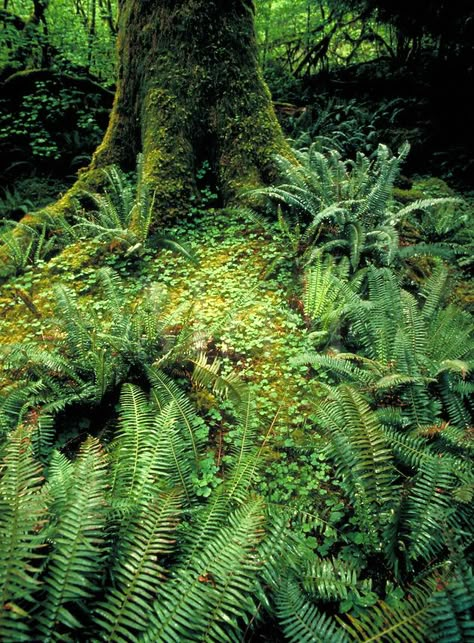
[109,384,156,503]
[400,458,457,564]
[313,385,398,548]
[302,255,359,345]
[340,581,433,642]
[276,577,349,643]
[243,141,459,271]
[428,561,474,642]
[37,437,108,641]
[190,352,245,402]
[72,158,197,261]
[147,366,206,463]
[301,557,366,602]
[0,425,48,640]
[144,498,268,643]
[95,489,181,642]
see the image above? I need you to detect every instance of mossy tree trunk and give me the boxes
[0,0,291,277]
[89,0,290,220]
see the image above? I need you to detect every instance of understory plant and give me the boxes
[0,159,197,280]
[1,144,473,642]
[291,255,473,620]
[245,142,460,272]
[62,160,198,262]
[0,268,242,440]
[0,381,290,642]
[1,358,472,642]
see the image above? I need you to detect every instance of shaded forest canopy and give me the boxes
[0,1,473,641]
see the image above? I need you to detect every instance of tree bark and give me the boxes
[0,0,292,277]
[92,0,292,221]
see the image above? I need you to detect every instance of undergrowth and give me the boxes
[0,142,472,641]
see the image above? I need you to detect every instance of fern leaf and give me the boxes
[276,577,349,643]
[144,498,267,643]
[147,367,206,463]
[428,562,474,642]
[37,437,108,641]
[190,352,244,402]
[109,384,155,502]
[340,581,432,642]
[314,385,397,546]
[0,426,48,640]
[301,557,362,602]
[95,489,181,642]
[401,458,456,563]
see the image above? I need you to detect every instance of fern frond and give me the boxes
[400,458,456,563]
[190,352,244,402]
[381,425,469,474]
[340,581,432,642]
[147,367,206,463]
[0,382,42,436]
[428,562,474,642]
[144,498,267,643]
[347,221,365,270]
[314,385,397,546]
[152,402,195,504]
[293,352,376,384]
[395,197,462,222]
[31,412,55,462]
[357,143,407,226]
[302,256,359,338]
[420,264,449,319]
[95,489,181,642]
[301,557,363,602]
[0,426,48,639]
[151,233,199,264]
[427,305,472,363]
[276,577,349,643]
[37,437,108,641]
[109,384,157,503]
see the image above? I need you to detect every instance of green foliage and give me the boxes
[0,268,221,425]
[290,96,411,158]
[37,437,108,641]
[297,261,473,576]
[313,385,398,550]
[428,560,474,642]
[71,161,198,261]
[0,219,55,272]
[245,141,460,272]
[0,177,68,223]
[0,424,47,640]
[299,265,473,431]
[340,581,434,642]
[0,377,288,641]
[302,255,357,346]
[276,577,349,642]
[0,197,472,641]
[0,80,105,164]
[0,0,117,80]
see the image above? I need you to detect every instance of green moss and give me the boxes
[392,187,426,204]
[137,87,196,224]
[48,240,104,273]
[414,176,455,197]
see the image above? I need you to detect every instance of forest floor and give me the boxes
[0,208,316,437]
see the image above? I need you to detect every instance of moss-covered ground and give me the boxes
[0,206,321,440]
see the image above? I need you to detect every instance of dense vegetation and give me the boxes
[0,1,473,641]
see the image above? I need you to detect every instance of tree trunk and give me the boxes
[0,0,292,277]
[91,0,291,222]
